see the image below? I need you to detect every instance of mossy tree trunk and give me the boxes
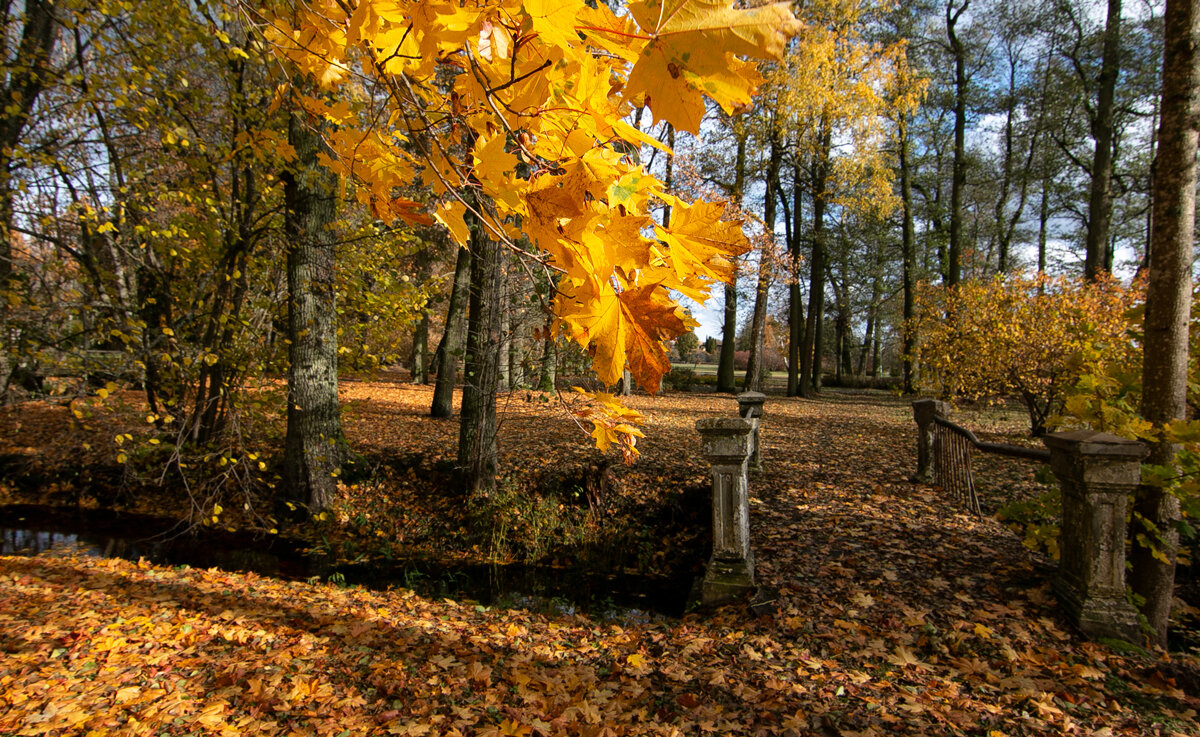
[283,95,345,512]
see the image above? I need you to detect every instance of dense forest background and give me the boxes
[1,0,1179,408]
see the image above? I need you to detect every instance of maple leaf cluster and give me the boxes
[259,1,800,448]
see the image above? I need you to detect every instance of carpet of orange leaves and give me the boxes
[2,383,1200,735]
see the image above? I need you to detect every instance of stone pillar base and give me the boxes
[702,553,755,605]
[1052,578,1141,641]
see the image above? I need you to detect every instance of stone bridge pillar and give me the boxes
[696,417,755,605]
[1045,429,1146,641]
[736,391,766,473]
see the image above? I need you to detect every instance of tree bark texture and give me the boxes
[457,219,503,495]
[900,112,917,393]
[0,0,56,294]
[946,0,969,286]
[788,160,804,396]
[409,244,435,385]
[283,103,344,512]
[431,245,471,417]
[538,319,556,391]
[717,130,747,394]
[800,127,831,397]
[411,312,429,384]
[744,134,780,392]
[1085,0,1122,281]
[1131,0,1198,648]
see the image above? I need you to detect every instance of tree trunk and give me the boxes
[1085,0,1122,281]
[800,127,830,397]
[538,315,556,392]
[1130,0,1198,648]
[744,134,780,392]
[0,0,57,393]
[457,219,503,494]
[410,245,434,385]
[946,0,969,286]
[787,159,805,396]
[283,98,344,512]
[900,111,917,393]
[411,313,429,384]
[857,270,880,376]
[431,246,471,417]
[834,293,848,382]
[717,129,747,394]
[507,286,523,389]
[0,0,56,294]
[1038,168,1050,276]
[498,273,511,391]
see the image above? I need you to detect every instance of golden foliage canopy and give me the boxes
[258,0,801,457]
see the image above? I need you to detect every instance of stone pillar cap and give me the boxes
[736,392,766,418]
[696,417,752,434]
[1043,429,1147,460]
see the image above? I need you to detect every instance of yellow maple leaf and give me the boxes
[625,44,707,132]
[623,0,801,131]
[523,173,588,251]
[409,0,482,61]
[630,0,800,60]
[887,644,931,670]
[556,279,688,390]
[573,389,647,460]
[656,195,751,298]
[577,4,644,64]
[434,200,471,247]
[524,0,585,50]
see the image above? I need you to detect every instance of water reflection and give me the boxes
[0,505,691,621]
[2,527,95,556]
[0,514,302,578]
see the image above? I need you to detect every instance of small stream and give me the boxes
[0,504,693,621]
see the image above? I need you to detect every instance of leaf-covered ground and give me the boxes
[3,384,1200,735]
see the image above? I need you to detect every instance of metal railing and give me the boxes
[914,399,1050,517]
[932,415,1050,516]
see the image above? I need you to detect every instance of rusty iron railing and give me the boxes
[914,399,1050,517]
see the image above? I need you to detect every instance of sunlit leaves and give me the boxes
[262,0,797,455]
[764,0,906,219]
[913,274,1139,435]
[624,0,799,131]
[555,279,693,390]
[570,388,646,461]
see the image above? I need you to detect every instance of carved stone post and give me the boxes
[736,391,766,473]
[696,417,755,605]
[1044,429,1146,641]
[912,398,949,483]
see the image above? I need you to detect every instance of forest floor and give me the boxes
[3,382,1200,735]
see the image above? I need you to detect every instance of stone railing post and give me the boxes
[696,417,755,604]
[1044,429,1146,641]
[912,398,949,483]
[736,391,766,473]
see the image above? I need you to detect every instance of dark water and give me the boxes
[0,504,691,621]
